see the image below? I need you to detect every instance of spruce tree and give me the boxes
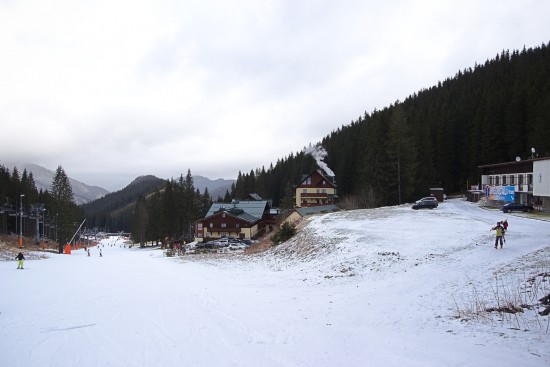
[50,166,75,253]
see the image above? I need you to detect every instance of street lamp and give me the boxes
[19,194,25,248]
[42,208,47,251]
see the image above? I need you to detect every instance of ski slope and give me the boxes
[1,199,549,367]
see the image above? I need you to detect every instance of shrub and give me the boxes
[272,222,296,246]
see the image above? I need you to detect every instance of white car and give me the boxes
[228,242,246,250]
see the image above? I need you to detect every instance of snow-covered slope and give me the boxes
[0,199,548,367]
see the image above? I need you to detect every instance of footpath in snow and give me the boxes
[0,199,549,367]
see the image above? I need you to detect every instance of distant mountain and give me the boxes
[193,175,235,199]
[81,174,235,232]
[81,175,167,230]
[1,162,109,205]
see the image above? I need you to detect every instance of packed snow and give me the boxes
[1,199,549,367]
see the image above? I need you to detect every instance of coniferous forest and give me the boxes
[231,43,550,208]
[3,44,549,242]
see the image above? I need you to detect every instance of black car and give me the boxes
[412,200,437,210]
[501,202,534,213]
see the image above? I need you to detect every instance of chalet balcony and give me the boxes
[300,192,329,198]
[207,227,241,232]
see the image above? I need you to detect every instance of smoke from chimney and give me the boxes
[304,144,335,177]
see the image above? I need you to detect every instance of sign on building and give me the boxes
[486,185,515,202]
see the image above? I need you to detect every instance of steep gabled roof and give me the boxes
[297,169,336,187]
[206,200,269,221]
[209,209,259,224]
[243,193,263,201]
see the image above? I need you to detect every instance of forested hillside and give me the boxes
[82,171,212,239]
[231,43,550,207]
[81,175,167,231]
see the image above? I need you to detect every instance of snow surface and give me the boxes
[1,199,549,367]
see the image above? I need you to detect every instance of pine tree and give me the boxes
[50,166,76,253]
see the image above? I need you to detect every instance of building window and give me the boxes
[495,176,500,186]
[303,189,307,193]
[221,223,227,228]
[489,176,494,186]
[510,175,515,185]
[518,174,524,185]
[306,177,311,185]
[222,213,226,218]
[502,175,507,185]
[236,223,240,228]
[197,223,203,230]
[527,174,533,185]
[209,223,213,228]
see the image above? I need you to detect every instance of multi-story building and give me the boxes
[294,169,337,207]
[479,157,550,210]
[194,200,276,242]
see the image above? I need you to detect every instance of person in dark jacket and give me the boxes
[16,252,25,269]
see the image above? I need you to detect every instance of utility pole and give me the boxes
[42,208,47,251]
[397,143,402,205]
[19,194,25,248]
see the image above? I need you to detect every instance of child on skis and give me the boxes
[16,252,25,269]
[491,221,504,249]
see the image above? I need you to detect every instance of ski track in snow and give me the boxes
[0,199,549,367]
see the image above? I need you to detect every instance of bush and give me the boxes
[271,222,296,246]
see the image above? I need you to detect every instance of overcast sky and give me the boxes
[1,0,549,191]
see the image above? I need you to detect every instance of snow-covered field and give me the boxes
[1,199,549,367]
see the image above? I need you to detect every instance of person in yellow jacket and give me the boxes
[491,222,504,249]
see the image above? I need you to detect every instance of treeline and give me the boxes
[131,170,212,245]
[228,43,550,208]
[226,153,317,208]
[0,164,81,251]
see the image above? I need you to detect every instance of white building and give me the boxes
[479,157,550,211]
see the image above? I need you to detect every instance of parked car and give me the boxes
[196,241,214,249]
[415,197,438,207]
[412,199,437,210]
[217,238,230,246]
[501,202,534,213]
[228,242,246,250]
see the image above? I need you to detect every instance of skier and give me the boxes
[16,252,25,269]
[491,221,504,249]
[502,219,508,243]
[87,249,90,257]
[100,248,103,257]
